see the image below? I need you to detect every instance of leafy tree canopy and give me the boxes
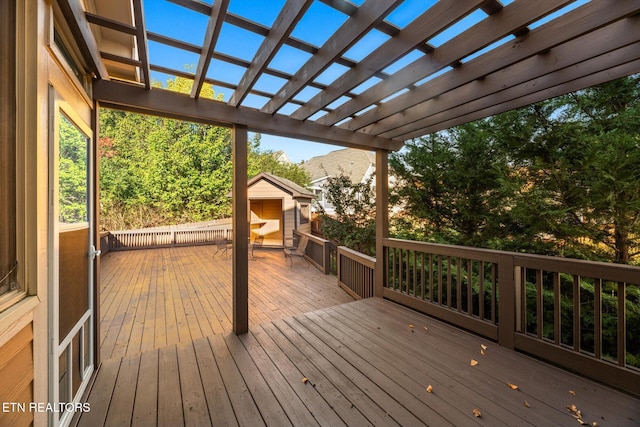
[99,74,310,230]
[390,75,640,265]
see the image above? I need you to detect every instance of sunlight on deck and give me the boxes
[99,245,353,360]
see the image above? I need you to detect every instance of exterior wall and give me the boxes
[1,1,96,425]
[0,0,49,425]
[0,322,34,427]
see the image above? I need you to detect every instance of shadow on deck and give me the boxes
[99,245,354,361]
[79,298,639,426]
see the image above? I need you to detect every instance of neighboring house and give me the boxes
[247,172,315,247]
[301,148,375,214]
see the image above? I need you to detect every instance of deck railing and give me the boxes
[337,246,376,300]
[107,228,232,251]
[382,237,640,396]
[293,230,336,275]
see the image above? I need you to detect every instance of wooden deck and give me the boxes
[99,245,354,360]
[78,298,640,427]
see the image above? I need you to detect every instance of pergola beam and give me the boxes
[229,0,311,107]
[381,18,640,139]
[343,0,640,134]
[318,0,572,127]
[291,0,491,121]
[57,0,110,79]
[93,79,402,151]
[191,0,230,98]
[132,0,151,89]
[261,0,403,115]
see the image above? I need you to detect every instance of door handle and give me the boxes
[90,245,102,260]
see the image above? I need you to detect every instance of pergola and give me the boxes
[59,0,640,333]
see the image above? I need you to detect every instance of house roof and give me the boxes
[63,0,640,151]
[302,148,374,184]
[248,172,315,200]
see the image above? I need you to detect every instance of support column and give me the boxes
[232,125,248,334]
[375,150,389,297]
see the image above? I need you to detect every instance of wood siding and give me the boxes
[248,179,296,246]
[0,322,34,427]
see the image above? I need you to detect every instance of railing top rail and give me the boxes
[383,238,640,284]
[338,246,376,269]
[110,227,230,235]
[514,253,640,284]
[383,238,502,262]
[293,229,331,245]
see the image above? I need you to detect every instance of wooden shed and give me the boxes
[247,173,314,248]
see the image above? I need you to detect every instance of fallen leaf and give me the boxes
[481,344,488,350]
[426,385,433,393]
[524,401,530,408]
[302,377,309,384]
[424,326,429,331]
[567,404,582,419]
[470,359,479,366]
[507,383,519,391]
[408,324,414,329]
[480,348,486,356]
[576,419,588,425]
[592,422,598,427]
[473,408,482,418]
[569,390,576,395]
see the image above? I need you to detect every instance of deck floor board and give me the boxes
[77,247,640,427]
[78,298,640,427]
[99,246,354,359]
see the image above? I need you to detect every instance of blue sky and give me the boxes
[144,0,589,163]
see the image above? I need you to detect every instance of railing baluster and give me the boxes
[479,261,485,321]
[594,278,602,359]
[553,272,560,346]
[467,259,473,316]
[617,281,626,367]
[536,269,543,340]
[573,275,581,352]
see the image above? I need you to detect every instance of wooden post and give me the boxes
[375,150,389,297]
[232,125,248,334]
[497,254,516,349]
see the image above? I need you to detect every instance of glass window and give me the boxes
[300,203,310,224]
[58,114,88,225]
[0,0,20,305]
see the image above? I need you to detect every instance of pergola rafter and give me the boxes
[343,0,640,138]
[191,0,230,98]
[75,0,640,149]
[260,0,403,115]
[316,0,573,127]
[291,0,496,121]
[385,19,640,139]
[228,0,311,107]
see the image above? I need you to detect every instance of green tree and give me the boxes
[390,122,510,248]
[494,76,640,263]
[390,76,640,265]
[99,74,311,230]
[248,134,311,186]
[317,175,376,255]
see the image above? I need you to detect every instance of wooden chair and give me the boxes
[213,239,231,257]
[283,235,309,266]
[250,234,264,259]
